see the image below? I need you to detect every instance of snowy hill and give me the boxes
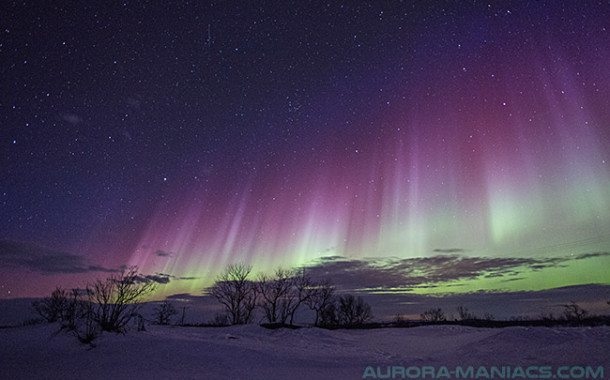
[1,323,607,379]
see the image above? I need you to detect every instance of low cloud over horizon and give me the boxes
[1,238,608,318]
[0,240,116,275]
[301,253,610,292]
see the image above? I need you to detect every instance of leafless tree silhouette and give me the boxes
[305,280,335,327]
[257,268,293,324]
[86,267,156,333]
[154,301,177,325]
[337,294,372,327]
[208,264,258,325]
[257,268,315,325]
[286,269,314,325]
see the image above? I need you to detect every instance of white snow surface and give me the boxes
[0,324,608,379]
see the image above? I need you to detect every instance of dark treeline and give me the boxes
[30,265,610,345]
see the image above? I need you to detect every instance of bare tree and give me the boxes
[316,301,339,327]
[420,308,446,322]
[86,267,156,333]
[337,294,372,327]
[154,301,177,325]
[563,301,587,324]
[305,280,335,327]
[178,306,188,326]
[286,268,314,325]
[257,268,293,324]
[208,264,258,325]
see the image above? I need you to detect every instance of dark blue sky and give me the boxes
[1,2,609,319]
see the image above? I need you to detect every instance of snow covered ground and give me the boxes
[0,323,608,379]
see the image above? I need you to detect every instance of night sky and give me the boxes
[1,1,609,317]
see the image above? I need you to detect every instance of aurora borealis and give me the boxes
[1,1,609,317]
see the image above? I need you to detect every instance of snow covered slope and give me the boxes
[0,324,607,379]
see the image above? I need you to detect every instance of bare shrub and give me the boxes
[456,305,476,320]
[59,288,88,331]
[32,287,68,323]
[31,268,155,345]
[208,264,258,325]
[420,308,446,322]
[75,298,100,345]
[563,301,587,324]
[209,313,230,326]
[154,301,177,325]
[86,267,156,333]
[393,313,407,326]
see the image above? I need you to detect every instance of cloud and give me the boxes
[132,272,200,285]
[88,265,119,273]
[177,276,199,281]
[155,250,174,257]
[0,240,114,275]
[302,253,606,292]
[165,293,208,302]
[433,248,467,253]
[573,252,610,260]
[136,273,171,284]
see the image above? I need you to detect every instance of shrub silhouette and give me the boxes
[456,305,476,321]
[563,301,587,324]
[32,268,156,345]
[32,287,68,323]
[76,296,101,345]
[420,308,446,322]
[209,313,230,326]
[86,267,156,333]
